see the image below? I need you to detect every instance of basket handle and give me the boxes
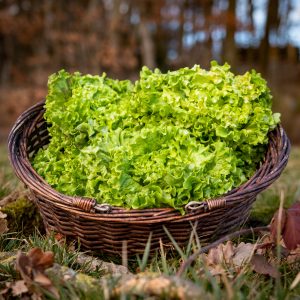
[72,197,226,214]
[72,196,112,213]
[185,198,226,213]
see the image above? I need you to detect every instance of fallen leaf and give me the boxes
[17,248,54,276]
[232,243,255,267]
[28,248,54,270]
[11,280,28,296]
[34,272,60,299]
[251,254,280,278]
[16,251,32,282]
[208,264,226,277]
[206,247,222,266]
[15,248,58,298]
[31,293,43,300]
[256,235,274,255]
[203,241,255,278]
[206,241,235,266]
[202,242,234,279]
[0,211,8,234]
[282,202,300,250]
[290,272,300,290]
[271,245,290,259]
[270,207,287,243]
[223,241,235,264]
[0,280,29,298]
[286,246,300,264]
[34,272,53,286]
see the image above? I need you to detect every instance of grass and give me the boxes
[1,144,300,299]
[1,230,299,299]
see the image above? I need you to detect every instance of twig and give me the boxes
[0,189,28,206]
[176,225,269,276]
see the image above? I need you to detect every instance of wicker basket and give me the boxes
[8,101,290,255]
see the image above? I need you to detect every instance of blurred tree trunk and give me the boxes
[85,0,104,74]
[139,21,156,69]
[259,0,279,72]
[223,0,236,66]
[202,0,213,66]
[154,1,167,70]
[247,0,255,62]
[138,1,156,69]
[111,0,121,51]
[179,0,188,57]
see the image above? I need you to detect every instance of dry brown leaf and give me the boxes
[0,280,28,298]
[232,243,255,267]
[205,248,221,266]
[203,241,255,278]
[11,280,28,296]
[209,264,226,277]
[201,235,285,281]
[37,251,54,269]
[282,202,300,250]
[30,248,54,270]
[33,272,53,286]
[286,246,300,264]
[16,248,58,298]
[206,241,235,266]
[17,248,54,275]
[34,272,59,299]
[0,211,8,234]
[251,254,280,278]
[203,242,234,279]
[223,241,235,264]
[16,251,32,282]
[31,294,43,300]
[256,235,274,255]
[269,202,300,250]
[271,245,290,259]
[206,247,222,266]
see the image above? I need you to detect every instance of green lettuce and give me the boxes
[32,62,280,212]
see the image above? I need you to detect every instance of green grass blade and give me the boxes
[163,226,186,259]
[139,232,152,272]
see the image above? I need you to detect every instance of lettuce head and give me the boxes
[32,62,280,212]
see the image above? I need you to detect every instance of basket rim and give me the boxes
[8,101,291,224]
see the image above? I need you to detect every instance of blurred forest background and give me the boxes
[0,0,299,143]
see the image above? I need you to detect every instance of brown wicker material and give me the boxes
[8,101,290,255]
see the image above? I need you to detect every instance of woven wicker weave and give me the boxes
[8,101,290,255]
